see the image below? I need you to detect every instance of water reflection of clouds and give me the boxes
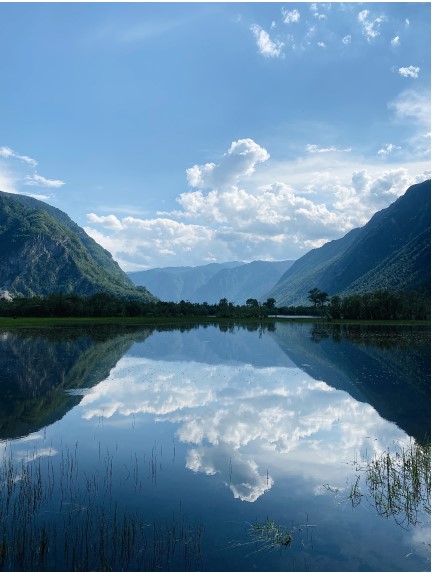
[77,355,409,502]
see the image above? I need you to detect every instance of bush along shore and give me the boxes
[0,288,429,322]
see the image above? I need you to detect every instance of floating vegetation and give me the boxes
[325,440,430,528]
[0,443,204,571]
[249,518,293,549]
[228,516,316,558]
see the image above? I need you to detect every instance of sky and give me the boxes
[0,2,430,271]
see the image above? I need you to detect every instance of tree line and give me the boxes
[306,288,430,320]
[0,289,428,320]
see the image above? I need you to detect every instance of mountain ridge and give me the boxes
[129,259,294,304]
[266,180,431,305]
[0,191,156,301]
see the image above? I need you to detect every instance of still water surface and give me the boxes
[0,322,430,571]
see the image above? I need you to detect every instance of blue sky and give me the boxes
[0,2,430,270]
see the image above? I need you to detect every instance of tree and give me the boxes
[308,288,328,308]
[265,298,276,310]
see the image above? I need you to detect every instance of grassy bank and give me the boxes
[0,315,429,329]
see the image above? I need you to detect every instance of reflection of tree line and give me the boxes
[309,322,430,348]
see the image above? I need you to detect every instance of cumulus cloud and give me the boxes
[342,34,351,45]
[0,146,37,167]
[391,36,400,47]
[333,167,422,219]
[398,66,420,78]
[281,8,300,24]
[24,173,65,188]
[358,9,386,41]
[250,24,284,58]
[186,139,270,190]
[86,135,428,270]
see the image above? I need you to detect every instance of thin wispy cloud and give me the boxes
[24,174,65,188]
[377,143,401,156]
[306,144,351,154]
[0,146,37,167]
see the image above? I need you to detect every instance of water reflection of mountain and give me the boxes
[0,326,152,440]
[270,322,430,442]
[128,323,296,368]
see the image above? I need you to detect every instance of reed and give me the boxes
[0,441,204,571]
[333,440,431,527]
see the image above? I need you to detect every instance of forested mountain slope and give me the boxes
[0,191,155,300]
[266,180,431,306]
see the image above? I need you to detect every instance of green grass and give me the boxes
[0,315,429,329]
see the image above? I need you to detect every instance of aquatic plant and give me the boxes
[363,440,430,526]
[0,442,204,571]
[250,518,293,549]
[325,440,430,528]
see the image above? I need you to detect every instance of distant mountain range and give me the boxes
[0,191,155,301]
[265,179,431,306]
[128,259,294,304]
[0,179,429,305]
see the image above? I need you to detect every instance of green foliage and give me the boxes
[0,288,429,320]
[0,193,156,302]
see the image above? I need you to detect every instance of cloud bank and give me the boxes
[85,134,429,270]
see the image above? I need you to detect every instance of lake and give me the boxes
[0,321,430,572]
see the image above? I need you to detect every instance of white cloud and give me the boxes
[281,8,300,24]
[24,173,65,188]
[186,139,270,190]
[389,89,431,127]
[306,144,351,153]
[0,146,37,167]
[317,41,326,48]
[87,213,124,230]
[86,133,429,270]
[342,35,351,45]
[0,167,19,194]
[391,36,400,47]
[250,24,284,58]
[398,66,420,79]
[358,9,386,41]
[377,143,401,156]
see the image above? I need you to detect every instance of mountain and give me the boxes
[129,259,294,303]
[266,180,431,305]
[129,262,242,302]
[0,191,156,301]
[193,260,294,304]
